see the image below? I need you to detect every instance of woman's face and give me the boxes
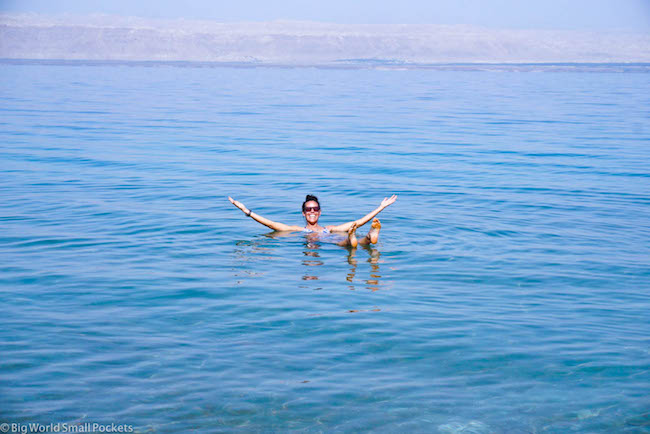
[303,200,321,225]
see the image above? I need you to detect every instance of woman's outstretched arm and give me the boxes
[328,195,398,232]
[228,197,303,232]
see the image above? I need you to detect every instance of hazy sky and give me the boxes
[2,0,649,31]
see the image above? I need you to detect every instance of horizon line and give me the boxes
[3,58,650,72]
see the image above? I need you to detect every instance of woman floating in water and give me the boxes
[228,194,397,247]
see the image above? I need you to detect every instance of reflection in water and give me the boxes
[302,275,319,281]
[300,232,384,291]
[232,239,272,284]
[233,231,386,292]
[348,308,381,313]
[302,243,323,282]
[346,248,357,287]
[302,232,323,283]
[347,245,383,291]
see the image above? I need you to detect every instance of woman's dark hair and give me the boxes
[302,194,320,211]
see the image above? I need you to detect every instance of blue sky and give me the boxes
[2,0,649,31]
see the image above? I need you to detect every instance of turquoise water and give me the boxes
[1,62,649,432]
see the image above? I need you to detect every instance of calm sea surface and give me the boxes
[1,62,649,432]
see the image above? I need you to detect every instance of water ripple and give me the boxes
[1,63,649,432]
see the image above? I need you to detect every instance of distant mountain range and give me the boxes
[1,14,649,65]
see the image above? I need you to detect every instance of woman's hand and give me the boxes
[380,194,398,209]
[228,196,249,214]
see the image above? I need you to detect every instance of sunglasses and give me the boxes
[304,206,320,212]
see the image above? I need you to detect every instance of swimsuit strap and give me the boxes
[303,227,330,234]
